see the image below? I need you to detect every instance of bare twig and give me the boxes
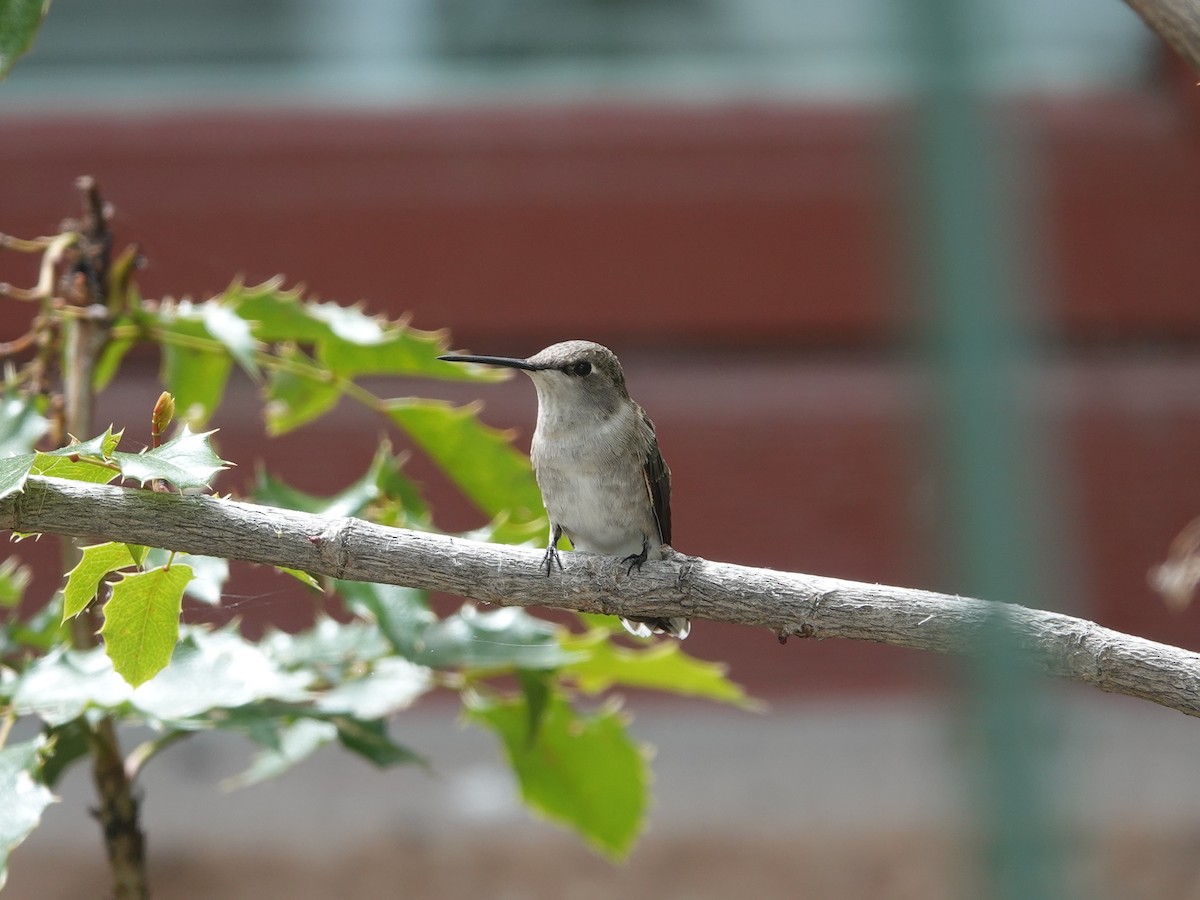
[1123,0,1200,74]
[4,476,1200,719]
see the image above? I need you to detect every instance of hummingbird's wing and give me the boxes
[640,410,672,546]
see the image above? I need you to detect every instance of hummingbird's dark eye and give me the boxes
[568,360,592,377]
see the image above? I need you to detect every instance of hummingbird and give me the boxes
[438,340,689,639]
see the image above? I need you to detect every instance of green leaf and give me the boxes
[224,279,335,344]
[418,605,577,670]
[337,580,433,660]
[100,564,191,687]
[4,599,69,654]
[40,719,93,789]
[319,324,492,382]
[255,441,431,530]
[0,557,31,608]
[262,344,340,435]
[333,717,424,769]
[260,617,391,672]
[277,567,321,590]
[0,0,49,82]
[561,631,762,710]
[130,629,311,724]
[11,647,131,726]
[29,427,123,485]
[156,304,234,426]
[144,549,228,605]
[94,334,136,392]
[62,542,137,620]
[113,426,229,490]
[0,390,48,455]
[469,691,647,859]
[313,657,432,719]
[385,399,545,537]
[0,454,34,500]
[0,737,56,891]
[202,300,260,377]
[225,718,337,789]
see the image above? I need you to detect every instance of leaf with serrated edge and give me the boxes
[418,605,576,670]
[113,426,229,490]
[131,629,311,724]
[101,564,192,687]
[202,300,260,376]
[0,454,33,501]
[144,549,228,605]
[0,390,48,455]
[562,631,761,710]
[224,719,338,789]
[334,717,424,769]
[469,691,647,859]
[10,647,132,726]
[63,543,137,621]
[262,345,341,436]
[0,738,57,891]
[386,399,544,538]
[314,658,432,719]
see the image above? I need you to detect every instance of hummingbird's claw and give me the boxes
[541,544,563,576]
[621,536,650,575]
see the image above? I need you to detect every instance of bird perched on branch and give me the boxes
[439,340,688,639]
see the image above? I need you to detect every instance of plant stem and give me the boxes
[59,177,151,900]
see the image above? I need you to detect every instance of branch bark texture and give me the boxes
[1124,0,1200,74]
[5,477,1200,718]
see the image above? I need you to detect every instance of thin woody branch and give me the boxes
[4,476,1200,718]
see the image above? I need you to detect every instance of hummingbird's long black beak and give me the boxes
[438,354,539,371]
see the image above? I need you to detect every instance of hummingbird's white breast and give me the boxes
[529,387,661,559]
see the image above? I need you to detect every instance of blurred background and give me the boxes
[4,0,1200,897]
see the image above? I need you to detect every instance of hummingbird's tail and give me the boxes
[620,616,691,640]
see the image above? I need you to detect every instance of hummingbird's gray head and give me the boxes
[438,340,630,418]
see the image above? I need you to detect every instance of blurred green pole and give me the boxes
[904,0,1058,897]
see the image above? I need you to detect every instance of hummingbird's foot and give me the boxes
[541,544,563,576]
[621,536,650,576]
[542,523,564,576]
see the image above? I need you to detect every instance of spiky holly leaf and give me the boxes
[333,717,424,768]
[112,426,229,490]
[0,389,48,455]
[130,629,311,725]
[0,427,122,499]
[262,344,341,436]
[336,580,434,660]
[468,690,648,859]
[313,657,432,719]
[0,738,56,891]
[418,605,577,671]
[254,441,431,529]
[386,399,544,541]
[143,549,228,605]
[202,300,259,377]
[156,301,235,427]
[9,646,132,726]
[561,630,761,709]
[100,564,192,687]
[0,455,32,501]
[225,718,338,789]
[62,542,138,621]
[31,427,123,484]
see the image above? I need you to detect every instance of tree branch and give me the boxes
[5,477,1200,718]
[1123,0,1200,74]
